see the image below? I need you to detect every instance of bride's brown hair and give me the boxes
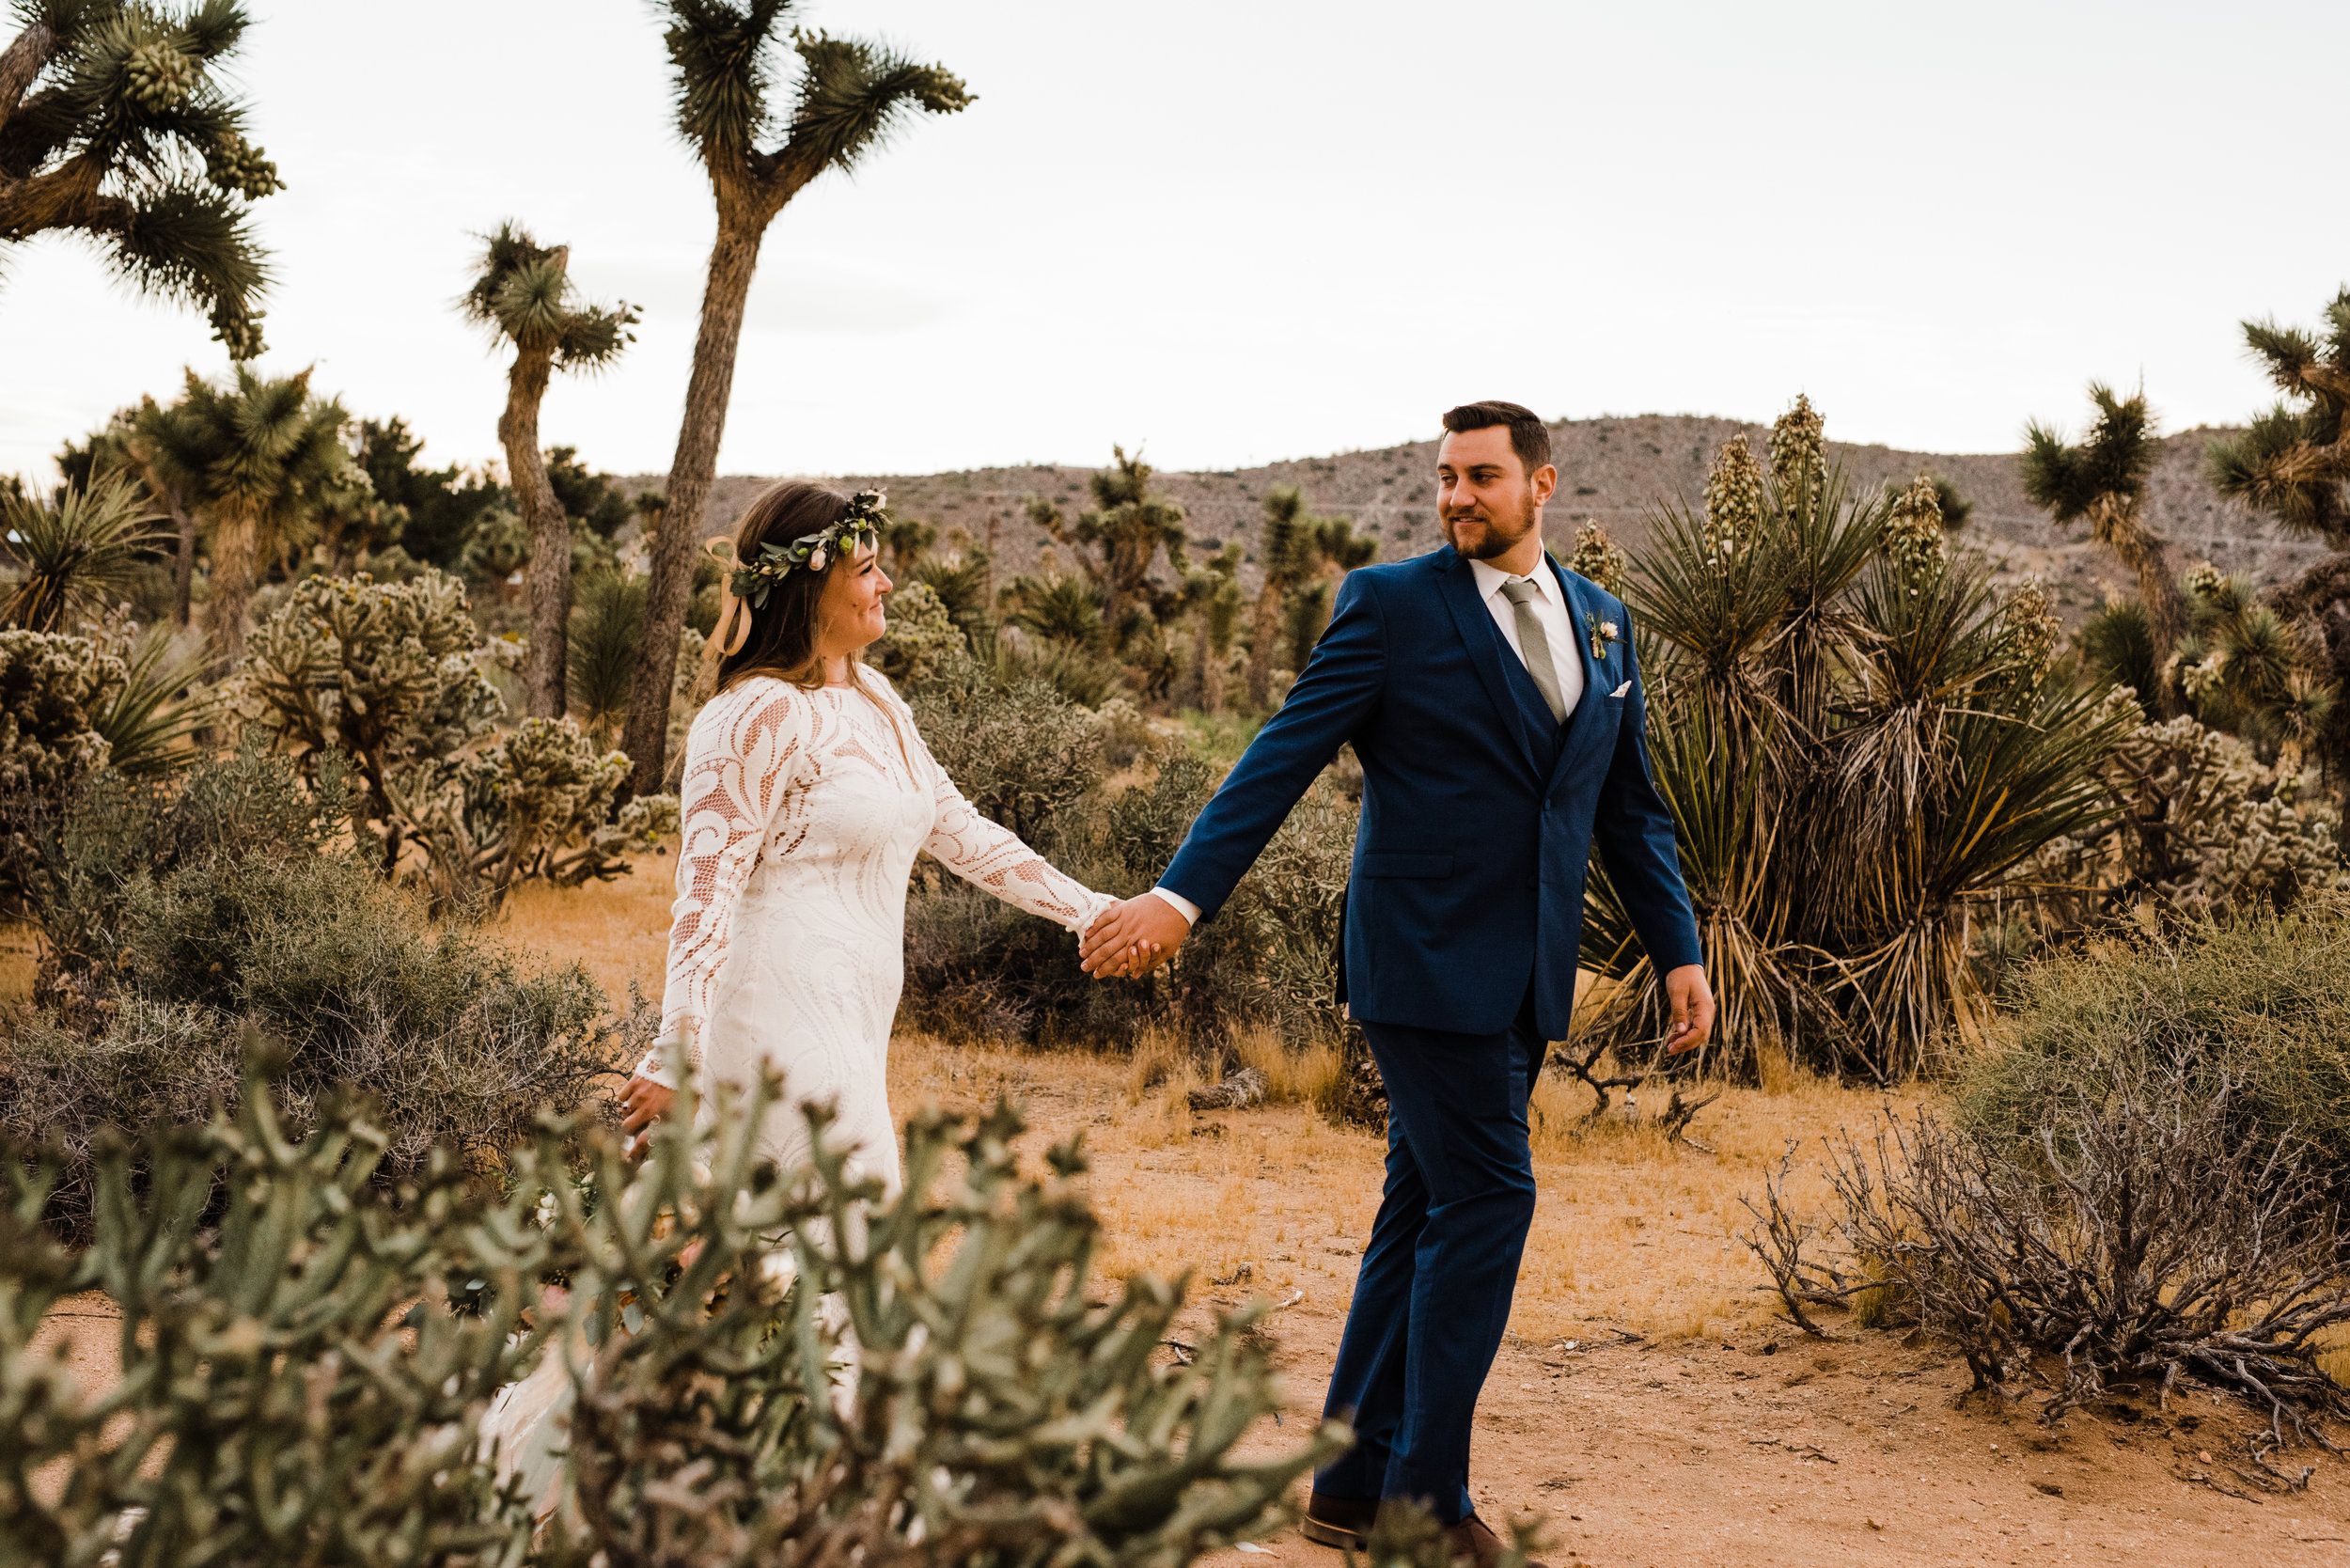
[711,480,859,696]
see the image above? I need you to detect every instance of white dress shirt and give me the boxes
[1144,557,1586,931]
[1465,556,1585,721]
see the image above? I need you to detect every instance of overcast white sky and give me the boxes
[5,0,2347,486]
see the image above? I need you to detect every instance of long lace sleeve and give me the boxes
[871,677,1113,935]
[634,682,814,1087]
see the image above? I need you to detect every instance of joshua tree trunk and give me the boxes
[121,442,196,627]
[1246,581,1285,710]
[497,312,568,718]
[204,511,258,669]
[2095,495,2187,716]
[622,206,771,794]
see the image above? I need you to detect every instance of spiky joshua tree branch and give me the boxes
[0,0,282,356]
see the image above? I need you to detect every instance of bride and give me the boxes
[614,479,1119,1183]
[483,481,1122,1519]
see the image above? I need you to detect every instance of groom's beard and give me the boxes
[1442,489,1540,561]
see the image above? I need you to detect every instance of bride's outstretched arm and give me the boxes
[914,743,1113,936]
[632,686,815,1090]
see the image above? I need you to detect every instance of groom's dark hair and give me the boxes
[1441,400,1551,476]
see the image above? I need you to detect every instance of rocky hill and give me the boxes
[620,414,2328,623]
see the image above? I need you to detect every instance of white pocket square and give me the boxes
[1610,680,1631,698]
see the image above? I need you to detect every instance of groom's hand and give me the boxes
[1080,895,1190,978]
[1663,964,1716,1056]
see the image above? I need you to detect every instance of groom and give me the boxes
[1079,400,1714,1564]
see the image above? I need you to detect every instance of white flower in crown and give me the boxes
[808,547,828,572]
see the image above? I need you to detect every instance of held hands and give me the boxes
[1079,894,1191,979]
[1663,964,1716,1056]
[619,1073,675,1159]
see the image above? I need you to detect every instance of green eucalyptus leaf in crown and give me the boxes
[727,489,890,609]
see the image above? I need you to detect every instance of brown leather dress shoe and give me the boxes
[1443,1513,1548,1568]
[1300,1490,1380,1549]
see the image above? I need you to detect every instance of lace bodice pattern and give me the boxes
[635,669,1109,1097]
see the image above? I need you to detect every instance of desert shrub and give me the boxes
[0,628,124,914]
[1749,1050,2350,1456]
[908,665,1106,843]
[901,729,1358,1052]
[392,715,679,916]
[3,749,619,1241]
[0,1066,1350,1568]
[1956,894,2350,1205]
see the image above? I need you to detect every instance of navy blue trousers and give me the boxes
[1314,992,1545,1523]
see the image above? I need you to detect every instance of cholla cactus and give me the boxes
[394,715,679,914]
[0,1060,1348,1568]
[1700,434,1764,564]
[1567,520,1630,599]
[2040,700,2346,919]
[1769,394,1827,506]
[234,570,507,867]
[1883,473,1949,590]
[0,1069,548,1564]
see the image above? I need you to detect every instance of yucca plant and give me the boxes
[86,616,213,776]
[1579,398,2126,1081]
[0,473,166,633]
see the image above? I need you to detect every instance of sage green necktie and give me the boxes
[1497,577,1568,726]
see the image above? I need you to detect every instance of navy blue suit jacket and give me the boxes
[1158,542,1702,1042]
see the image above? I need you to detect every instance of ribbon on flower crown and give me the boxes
[704,536,753,661]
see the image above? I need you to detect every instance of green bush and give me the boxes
[4,748,621,1241]
[1957,891,2350,1205]
[898,672,1358,1051]
[0,1065,1351,1568]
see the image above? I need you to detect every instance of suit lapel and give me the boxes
[1434,547,1545,781]
[1548,556,1613,788]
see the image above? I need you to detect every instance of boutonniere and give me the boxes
[1585,611,1621,662]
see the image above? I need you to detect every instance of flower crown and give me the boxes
[725,489,889,609]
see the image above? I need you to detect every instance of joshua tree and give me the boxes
[140,366,350,666]
[1027,447,1190,653]
[2022,383,2183,714]
[2210,288,2350,778]
[1246,485,1375,709]
[461,222,635,718]
[620,1,973,795]
[0,0,280,356]
[2209,287,2350,544]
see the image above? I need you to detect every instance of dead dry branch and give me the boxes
[1747,1045,2350,1446]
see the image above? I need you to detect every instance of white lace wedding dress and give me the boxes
[480,664,1113,1521]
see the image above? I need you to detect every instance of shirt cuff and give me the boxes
[1147,886,1201,926]
[634,1044,682,1090]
